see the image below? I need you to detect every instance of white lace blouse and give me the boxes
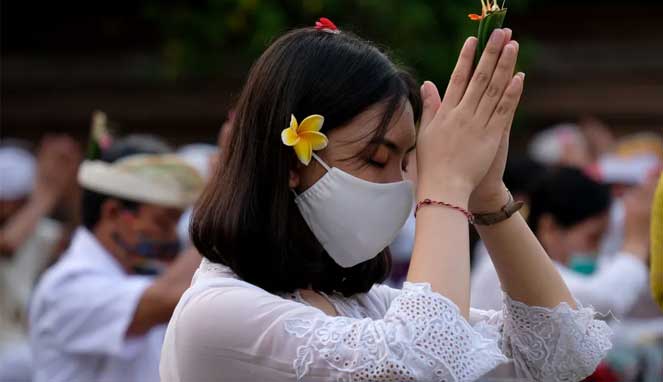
[160,259,612,382]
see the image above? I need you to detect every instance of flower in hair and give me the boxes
[281,114,328,165]
[315,17,339,33]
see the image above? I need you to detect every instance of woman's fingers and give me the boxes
[474,41,519,126]
[419,81,442,129]
[486,73,524,134]
[439,37,478,112]
[459,29,506,112]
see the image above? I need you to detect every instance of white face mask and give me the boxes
[294,153,414,268]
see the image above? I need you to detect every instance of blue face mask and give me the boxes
[113,232,180,259]
[133,237,181,259]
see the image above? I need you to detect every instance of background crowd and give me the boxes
[1,1,662,381]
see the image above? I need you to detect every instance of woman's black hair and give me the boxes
[191,28,422,296]
[527,166,611,233]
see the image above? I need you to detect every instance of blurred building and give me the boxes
[2,1,662,145]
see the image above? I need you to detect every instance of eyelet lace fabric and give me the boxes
[285,282,508,381]
[285,282,612,382]
[501,297,613,381]
[162,260,612,382]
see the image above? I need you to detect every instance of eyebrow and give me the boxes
[371,137,416,154]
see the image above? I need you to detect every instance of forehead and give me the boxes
[138,204,183,221]
[325,101,416,155]
[570,213,609,234]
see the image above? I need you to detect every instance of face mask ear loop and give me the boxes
[312,153,331,171]
[291,153,331,197]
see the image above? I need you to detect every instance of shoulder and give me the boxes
[31,253,151,326]
[172,276,319,352]
[330,283,400,318]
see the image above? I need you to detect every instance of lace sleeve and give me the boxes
[500,296,613,381]
[285,282,508,381]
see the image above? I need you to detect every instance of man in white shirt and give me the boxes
[29,153,204,382]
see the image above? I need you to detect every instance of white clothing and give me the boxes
[0,341,32,382]
[160,258,612,382]
[597,200,625,269]
[470,243,648,316]
[0,218,61,348]
[29,228,166,382]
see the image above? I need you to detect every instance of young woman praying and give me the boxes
[160,19,612,382]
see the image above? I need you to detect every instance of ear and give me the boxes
[289,168,300,189]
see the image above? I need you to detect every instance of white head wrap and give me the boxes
[0,146,36,200]
[528,123,587,166]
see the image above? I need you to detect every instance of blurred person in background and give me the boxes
[28,148,204,382]
[527,123,593,169]
[577,115,617,162]
[592,132,662,268]
[0,136,81,382]
[471,166,655,318]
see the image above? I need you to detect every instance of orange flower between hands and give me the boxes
[281,114,328,165]
[468,0,504,21]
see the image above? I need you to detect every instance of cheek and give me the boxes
[565,230,595,253]
[297,161,328,192]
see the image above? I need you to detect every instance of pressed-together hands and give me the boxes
[416,28,522,212]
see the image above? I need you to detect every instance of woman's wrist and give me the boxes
[469,183,510,213]
[416,175,472,208]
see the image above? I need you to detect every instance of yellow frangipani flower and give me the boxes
[281,114,328,165]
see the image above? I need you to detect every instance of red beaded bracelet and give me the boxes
[414,198,475,223]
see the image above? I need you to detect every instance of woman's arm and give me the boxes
[474,194,577,309]
[407,28,524,319]
[461,24,576,309]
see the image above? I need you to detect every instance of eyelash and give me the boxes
[368,159,386,168]
[368,159,410,173]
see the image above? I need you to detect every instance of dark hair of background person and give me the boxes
[191,28,423,296]
[503,156,546,198]
[81,134,173,230]
[527,166,612,233]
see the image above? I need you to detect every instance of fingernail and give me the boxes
[517,72,525,80]
[490,29,503,44]
[510,41,519,50]
[421,82,431,98]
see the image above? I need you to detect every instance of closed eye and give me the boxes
[368,159,386,168]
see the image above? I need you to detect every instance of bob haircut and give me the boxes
[191,27,422,296]
[527,166,611,233]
